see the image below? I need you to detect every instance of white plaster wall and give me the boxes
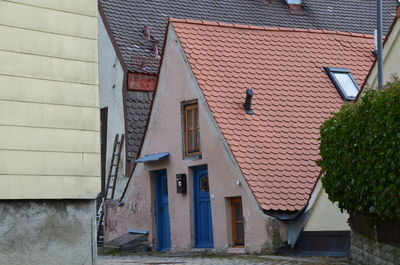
[364,18,400,90]
[98,15,127,198]
[105,25,286,253]
[304,181,350,231]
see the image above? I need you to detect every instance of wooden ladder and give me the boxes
[97,134,124,245]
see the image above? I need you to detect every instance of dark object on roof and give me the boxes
[243,88,254,115]
[135,152,169,163]
[99,0,398,74]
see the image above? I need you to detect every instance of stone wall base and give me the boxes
[350,231,400,265]
[0,200,96,265]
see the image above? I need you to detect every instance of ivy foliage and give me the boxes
[318,80,400,222]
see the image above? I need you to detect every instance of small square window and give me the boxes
[325,67,360,100]
[183,103,200,156]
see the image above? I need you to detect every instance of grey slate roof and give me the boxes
[100,0,398,74]
[126,91,153,162]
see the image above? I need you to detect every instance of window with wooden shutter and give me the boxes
[231,197,244,247]
[184,103,200,156]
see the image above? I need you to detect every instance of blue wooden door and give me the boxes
[155,170,171,251]
[193,166,214,248]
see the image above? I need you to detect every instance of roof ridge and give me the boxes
[169,17,374,39]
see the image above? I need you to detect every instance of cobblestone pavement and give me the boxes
[98,253,348,265]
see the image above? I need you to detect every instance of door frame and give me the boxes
[155,170,171,251]
[193,165,214,248]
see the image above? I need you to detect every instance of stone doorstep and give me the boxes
[186,248,214,253]
[226,247,245,254]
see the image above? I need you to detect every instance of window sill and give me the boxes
[183,154,202,161]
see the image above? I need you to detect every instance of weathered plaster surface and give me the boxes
[105,25,286,253]
[0,200,96,265]
[99,15,127,198]
[304,180,350,232]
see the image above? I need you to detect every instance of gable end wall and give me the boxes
[105,24,287,253]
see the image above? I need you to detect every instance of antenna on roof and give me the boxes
[243,88,254,115]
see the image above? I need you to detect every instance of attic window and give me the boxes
[325,67,360,101]
[183,102,200,156]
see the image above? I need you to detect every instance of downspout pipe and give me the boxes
[377,0,384,89]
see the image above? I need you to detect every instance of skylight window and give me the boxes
[325,67,360,101]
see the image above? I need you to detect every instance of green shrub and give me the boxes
[318,80,400,222]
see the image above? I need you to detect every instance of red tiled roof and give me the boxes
[170,19,375,212]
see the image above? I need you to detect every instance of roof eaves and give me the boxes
[264,205,307,221]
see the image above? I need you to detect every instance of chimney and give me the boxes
[243,88,254,115]
[286,0,302,11]
[152,42,159,57]
[144,25,151,40]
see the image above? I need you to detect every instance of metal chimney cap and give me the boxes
[243,88,254,115]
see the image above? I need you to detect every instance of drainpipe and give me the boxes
[377,0,384,89]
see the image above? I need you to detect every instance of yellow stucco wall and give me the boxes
[304,181,350,231]
[0,0,100,199]
[364,17,400,90]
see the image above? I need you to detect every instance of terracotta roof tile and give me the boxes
[171,20,374,212]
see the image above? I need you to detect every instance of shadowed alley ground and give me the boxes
[98,253,348,265]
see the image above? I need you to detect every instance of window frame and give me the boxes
[325,67,360,101]
[231,197,245,247]
[183,101,201,157]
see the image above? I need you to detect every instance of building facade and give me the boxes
[105,19,375,254]
[97,0,398,205]
[0,1,100,264]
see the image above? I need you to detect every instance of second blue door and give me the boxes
[155,170,171,251]
[193,166,214,248]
